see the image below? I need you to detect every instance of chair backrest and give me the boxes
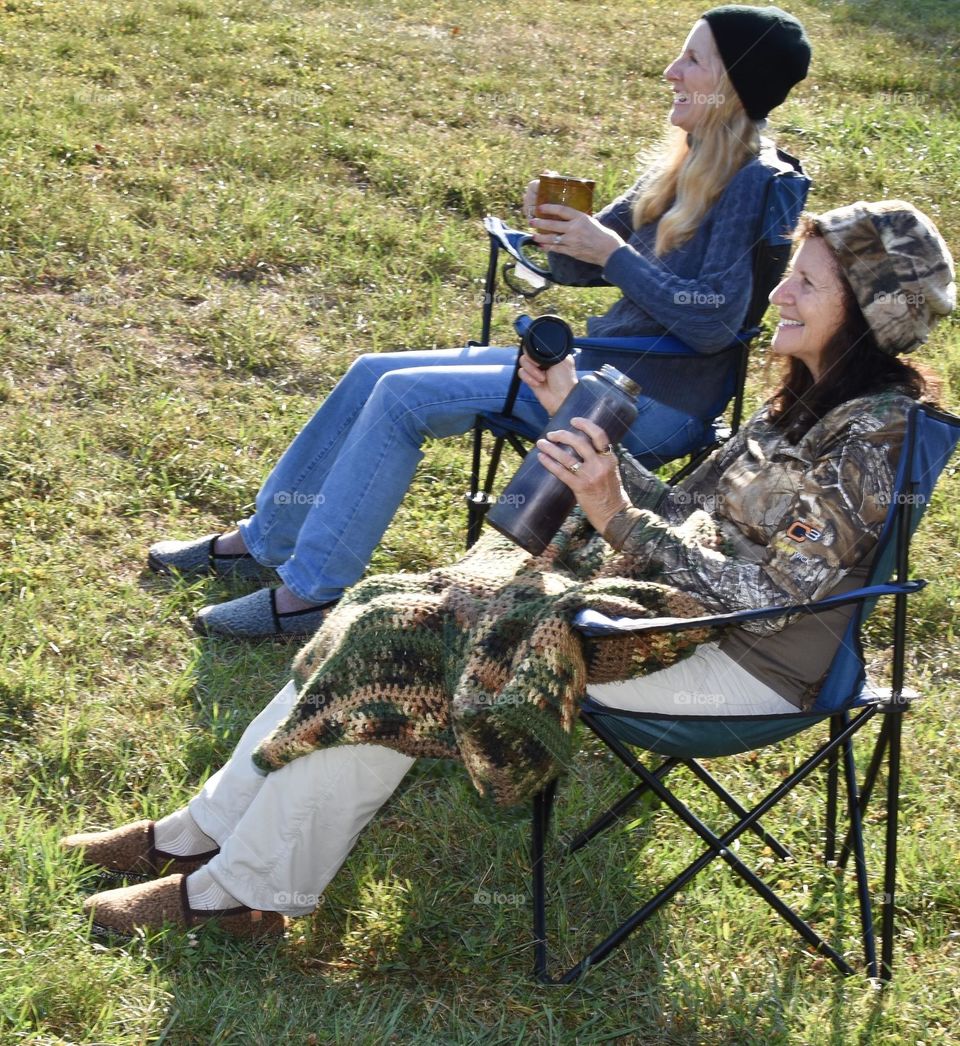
[812,403,960,713]
[742,149,810,330]
[724,150,809,434]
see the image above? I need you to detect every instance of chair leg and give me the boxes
[881,710,904,981]
[838,719,889,872]
[686,760,792,860]
[532,780,557,982]
[832,702,907,977]
[537,818,727,984]
[466,420,487,549]
[466,430,515,547]
[839,716,878,978]
[536,709,877,982]
[565,757,679,855]
[505,433,529,459]
[583,713,859,975]
[824,715,841,863]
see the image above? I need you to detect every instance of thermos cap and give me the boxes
[597,364,641,400]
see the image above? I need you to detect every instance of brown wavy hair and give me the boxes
[767,218,933,443]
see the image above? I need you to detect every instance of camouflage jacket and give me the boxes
[605,390,916,635]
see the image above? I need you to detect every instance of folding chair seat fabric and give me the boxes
[578,696,829,759]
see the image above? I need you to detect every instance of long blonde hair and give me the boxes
[632,68,761,256]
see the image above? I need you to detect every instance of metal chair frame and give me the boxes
[528,402,960,984]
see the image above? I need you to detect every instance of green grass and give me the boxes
[1,0,959,1041]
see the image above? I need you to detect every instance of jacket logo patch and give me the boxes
[785,519,823,543]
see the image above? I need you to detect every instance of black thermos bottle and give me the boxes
[486,365,640,555]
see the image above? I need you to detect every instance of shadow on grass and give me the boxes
[772,868,892,1045]
[130,563,909,1040]
[102,700,911,1045]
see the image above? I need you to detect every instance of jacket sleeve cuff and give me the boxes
[602,243,651,290]
[602,506,648,550]
[618,451,669,511]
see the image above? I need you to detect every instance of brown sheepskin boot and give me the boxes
[83,874,286,939]
[61,820,219,878]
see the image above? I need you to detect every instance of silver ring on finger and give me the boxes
[600,443,615,455]
[567,460,582,474]
[553,234,563,245]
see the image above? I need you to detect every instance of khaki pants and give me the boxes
[589,642,796,715]
[189,681,414,916]
[188,646,791,916]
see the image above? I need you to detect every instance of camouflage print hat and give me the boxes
[813,200,956,355]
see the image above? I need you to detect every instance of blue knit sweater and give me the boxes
[550,142,791,417]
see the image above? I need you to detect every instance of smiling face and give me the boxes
[769,236,849,381]
[664,20,726,133]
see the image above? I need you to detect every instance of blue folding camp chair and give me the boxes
[530,402,960,983]
[465,149,810,547]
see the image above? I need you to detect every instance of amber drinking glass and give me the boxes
[535,174,595,215]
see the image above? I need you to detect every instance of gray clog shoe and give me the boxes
[193,587,334,639]
[148,533,274,581]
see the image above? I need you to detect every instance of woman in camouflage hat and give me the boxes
[66,201,954,942]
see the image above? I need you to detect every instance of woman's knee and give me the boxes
[342,352,401,395]
[364,368,449,441]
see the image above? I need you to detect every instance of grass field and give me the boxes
[1,0,959,1042]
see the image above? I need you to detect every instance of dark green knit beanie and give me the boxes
[702,5,811,120]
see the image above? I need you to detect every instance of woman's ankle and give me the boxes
[155,809,218,857]
[213,529,248,556]
[185,866,243,912]
[274,585,320,614]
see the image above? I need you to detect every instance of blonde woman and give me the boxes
[149,6,812,639]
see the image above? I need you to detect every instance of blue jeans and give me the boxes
[238,346,706,603]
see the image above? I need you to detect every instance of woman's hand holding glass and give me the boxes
[536,417,630,536]
[530,204,625,268]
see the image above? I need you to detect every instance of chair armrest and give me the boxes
[512,316,707,358]
[484,215,553,280]
[574,329,757,359]
[512,315,738,365]
[572,580,927,637]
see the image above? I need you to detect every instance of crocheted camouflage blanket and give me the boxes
[252,515,714,806]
